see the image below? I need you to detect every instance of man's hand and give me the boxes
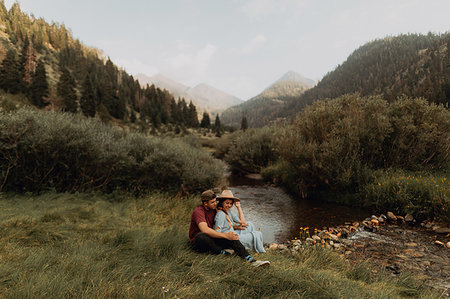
[224,231,239,240]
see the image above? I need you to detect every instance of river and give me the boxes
[225,174,372,244]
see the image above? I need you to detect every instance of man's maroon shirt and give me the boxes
[189,205,216,243]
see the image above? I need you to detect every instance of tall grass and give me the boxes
[361,170,449,221]
[0,192,437,298]
[0,108,225,193]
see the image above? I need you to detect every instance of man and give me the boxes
[189,189,269,267]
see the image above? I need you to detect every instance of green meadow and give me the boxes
[0,192,438,298]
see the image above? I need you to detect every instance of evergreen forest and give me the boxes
[0,1,202,130]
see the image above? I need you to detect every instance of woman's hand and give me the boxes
[234,201,241,208]
[233,225,244,230]
[241,222,249,228]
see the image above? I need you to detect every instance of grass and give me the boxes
[0,192,440,298]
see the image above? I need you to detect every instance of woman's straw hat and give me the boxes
[216,189,240,202]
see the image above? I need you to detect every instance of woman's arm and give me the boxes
[234,201,248,226]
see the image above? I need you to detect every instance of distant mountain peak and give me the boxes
[275,70,315,86]
[135,74,242,112]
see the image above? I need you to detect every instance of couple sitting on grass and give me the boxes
[189,189,270,267]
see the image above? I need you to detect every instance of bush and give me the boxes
[277,94,449,196]
[224,127,279,174]
[0,108,225,193]
[360,169,449,221]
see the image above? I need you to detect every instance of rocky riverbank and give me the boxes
[268,212,450,296]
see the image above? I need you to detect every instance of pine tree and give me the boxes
[57,67,78,113]
[29,60,48,108]
[241,113,248,131]
[80,74,96,117]
[0,49,21,94]
[188,101,199,127]
[200,112,211,128]
[214,114,222,137]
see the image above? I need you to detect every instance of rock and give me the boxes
[305,237,314,243]
[387,211,397,221]
[425,223,433,229]
[293,240,302,246]
[404,249,424,258]
[312,235,321,241]
[333,243,342,249]
[446,242,450,249]
[406,242,418,247]
[345,250,352,255]
[378,217,385,224]
[371,215,378,220]
[405,214,415,222]
[434,227,450,234]
[371,219,379,226]
[278,244,287,250]
[379,214,387,221]
[329,233,339,241]
[352,222,360,228]
[397,216,404,221]
[268,243,278,250]
[421,261,431,267]
[434,240,444,246]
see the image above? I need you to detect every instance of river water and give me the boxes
[226,174,372,244]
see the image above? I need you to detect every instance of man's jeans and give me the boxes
[192,233,250,258]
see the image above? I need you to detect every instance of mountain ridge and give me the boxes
[220,70,314,128]
[136,73,243,113]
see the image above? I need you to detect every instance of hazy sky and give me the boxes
[4,0,450,99]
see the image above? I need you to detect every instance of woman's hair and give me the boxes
[217,198,233,210]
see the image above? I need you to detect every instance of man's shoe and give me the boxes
[250,260,270,267]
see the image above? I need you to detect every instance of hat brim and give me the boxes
[217,196,240,202]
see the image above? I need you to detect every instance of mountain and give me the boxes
[220,71,314,128]
[280,33,450,121]
[0,2,202,131]
[223,33,450,128]
[136,73,242,113]
[135,73,189,99]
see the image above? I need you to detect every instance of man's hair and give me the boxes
[201,190,216,202]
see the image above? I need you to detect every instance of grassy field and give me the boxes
[0,192,439,298]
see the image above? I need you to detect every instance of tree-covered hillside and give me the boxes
[221,76,311,128]
[283,33,450,119]
[0,1,201,130]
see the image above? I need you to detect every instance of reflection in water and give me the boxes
[227,176,371,244]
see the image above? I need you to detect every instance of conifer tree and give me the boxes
[80,74,96,117]
[57,67,78,113]
[214,114,222,137]
[200,112,211,128]
[188,101,199,127]
[0,49,21,94]
[240,113,248,131]
[29,59,48,108]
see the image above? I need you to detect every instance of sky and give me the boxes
[4,0,450,100]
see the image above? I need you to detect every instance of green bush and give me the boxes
[0,108,225,193]
[360,170,449,221]
[224,127,279,174]
[277,94,449,196]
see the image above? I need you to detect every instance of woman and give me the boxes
[214,190,266,253]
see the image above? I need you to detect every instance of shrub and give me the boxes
[277,94,449,196]
[224,127,279,174]
[0,108,225,193]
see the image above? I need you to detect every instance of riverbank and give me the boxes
[269,212,450,296]
[0,192,440,298]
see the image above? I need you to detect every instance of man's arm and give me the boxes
[198,222,239,240]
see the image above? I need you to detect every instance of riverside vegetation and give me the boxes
[220,94,449,223]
